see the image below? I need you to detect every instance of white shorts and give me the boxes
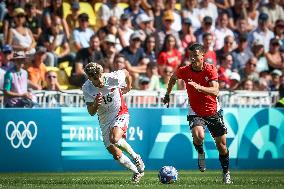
[102,114,129,148]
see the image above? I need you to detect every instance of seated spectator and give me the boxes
[135,62,160,90]
[66,2,80,32]
[143,35,157,63]
[7,8,36,55]
[265,38,283,72]
[269,69,282,91]
[136,13,154,39]
[229,72,241,91]
[124,0,145,29]
[113,53,127,71]
[274,19,284,46]
[194,16,215,46]
[164,0,182,32]
[179,18,196,52]
[239,57,259,83]
[26,47,48,90]
[72,13,95,52]
[151,0,165,31]
[138,75,150,90]
[25,3,42,41]
[100,34,118,71]
[218,53,233,89]
[181,0,201,32]
[43,70,60,91]
[203,32,217,66]
[38,16,75,67]
[259,0,284,29]
[159,65,178,91]
[216,35,235,65]
[234,17,250,42]
[70,35,104,87]
[239,78,255,91]
[198,0,218,25]
[118,13,134,48]
[3,2,15,44]
[247,0,260,31]
[3,52,37,108]
[251,39,269,73]
[1,44,14,71]
[157,34,181,74]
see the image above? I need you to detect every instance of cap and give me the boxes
[239,32,248,42]
[35,46,47,54]
[13,7,26,16]
[182,17,192,25]
[271,69,282,76]
[12,51,26,60]
[230,72,241,82]
[2,44,13,53]
[258,12,269,21]
[203,16,213,24]
[136,13,152,25]
[276,19,284,27]
[270,38,281,45]
[104,34,116,44]
[130,31,142,41]
[78,13,89,20]
[121,13,130,20]
[163,10,174,21]
[139,75,150,85]
[84,62,103,78]
[252,39,264,46]
[71,2,80,10]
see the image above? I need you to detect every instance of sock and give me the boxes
[116,138,138,159]
[193,142,204,154]
[219,150,229,173]
[116,153,139,174]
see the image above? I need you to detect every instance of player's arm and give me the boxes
[188,80,219,96]
[163,73,178,107]
[122,69,132,94]
[86,94,103,116]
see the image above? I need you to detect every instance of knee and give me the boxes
[192,130,204,143]
[110,136,120,144]
[216,143,227,154]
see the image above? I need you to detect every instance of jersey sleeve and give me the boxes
[113,70,126,88]
[175,67,185,80]
[82,85,94,104]
[208,64,218,82]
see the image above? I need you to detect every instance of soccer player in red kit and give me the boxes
[163,43,232,184]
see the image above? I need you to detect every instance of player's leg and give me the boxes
[188,115,206,172]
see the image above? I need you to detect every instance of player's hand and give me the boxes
[163,93,170,108]
[94,93,103,107]
[188,79,201,92]
[121,86,131,94]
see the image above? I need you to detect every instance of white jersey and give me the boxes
[82,70,128,135]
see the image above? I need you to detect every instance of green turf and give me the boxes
[0,170,283,189]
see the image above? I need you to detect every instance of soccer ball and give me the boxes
[158,166,178,184]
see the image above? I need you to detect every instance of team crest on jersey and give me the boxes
[205,76,209,81]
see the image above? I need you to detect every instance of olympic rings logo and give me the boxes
[5,121,37,149]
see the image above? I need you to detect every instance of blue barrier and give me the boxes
[0,108,283,171]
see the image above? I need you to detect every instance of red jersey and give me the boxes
[157,49,181,69]
[176,63,219,117]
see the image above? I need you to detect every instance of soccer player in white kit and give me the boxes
[82,62,145,183]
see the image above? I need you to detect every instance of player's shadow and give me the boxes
[163,134,195,169]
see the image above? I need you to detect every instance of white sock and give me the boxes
[116,138,138,159]
[117,153,139,173]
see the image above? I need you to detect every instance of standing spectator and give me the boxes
[72,13,95,52]
[7,8,36,55]
[214,11,234,50]
[70,35,104,87]
[143,35,157,63]
[232,33,253,70]
[259,0,284,29]
[239,57,260,83]
[179,18,196,52]
[157,34,181,74]
[265,38,283,71]
[24,3,42,41]
[118,13,134,48]
[216,35,235,65]
[38,16,75,67]
[248,12,274,52]
[66,2,80,32]
[3,52,36,108]
[181,0,201,32]
[203,32,217,66]
[43,70,60,91]
[1,44,14,71]
[124,0,145,29]
[26,46,48,90]
[194,16,215,45]
[97,0,124,28]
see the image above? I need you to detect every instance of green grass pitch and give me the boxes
[0,170,283,189]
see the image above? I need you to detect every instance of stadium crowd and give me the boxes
[0,0,283,107]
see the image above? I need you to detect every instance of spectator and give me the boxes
[181,0,201,32]
[7,7,36,55]
[157,34,181,74]
[66,2,80,32]
[216,35,235,65]
[273,19,284,46]
[143,35,157,63]
[136,13,154,39]
[247,0,260,31]
[26,46,48,90]
[154,10,181,54]
[3,52,37,108]
[232,33,253,70]
[269,69,282,91]
[248,12,274,52]
[145,62,160,90]
[24,3,42,41]
[124,0,145,29]
[230,72,241,91]
[113,53,127,71]
[251,39,269,72]
[240,78,254,90]
[97,0,124,28]
[118,13,134,48]
[100,34,118,71]
[3,2,15,44]
[164,0,182,32]
[72,13,95,52]
[70,35,104,87]
[179,18,196,52]
[198,0,218,25]
[1,44,14,71]
[38,16,75,67]
[43,70,60,91]
[138,75,150,90]
[151,0,164,31]
[159,65,178,91]
[259,0,284,29]
[203,32,217,66]
[234,17,250,42]
[218,53,234,89]
[214,11,234,50]
[194,16,215,45]
[231,0,248,22]
[265,38,283,71]
[239,57,260,83]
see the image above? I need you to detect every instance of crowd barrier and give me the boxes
[0,90,280,108]
[0,107,283,172]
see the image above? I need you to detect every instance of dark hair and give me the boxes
[202,32,212,40]
[160,34,178,53]
[143,34,155,50]
[187,43,206,54]
[114,53,125,63]
[90,34,99,42]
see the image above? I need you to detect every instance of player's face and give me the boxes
[90,75,104,88]
[189,49,204,70]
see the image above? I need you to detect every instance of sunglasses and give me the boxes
[47,75,57,79]
[16,14,25,18]
[106,42,115,46]
[80,18,88,22]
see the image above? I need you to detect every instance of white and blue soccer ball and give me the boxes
[158,166,178,184]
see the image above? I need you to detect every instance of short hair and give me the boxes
[114,53,125,62]
[84,62,103,78]
[202,32,212,40]
[187,43,206,54]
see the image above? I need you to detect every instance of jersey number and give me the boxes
[102,94,112,104]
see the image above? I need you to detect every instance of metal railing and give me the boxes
[0,90,280,108]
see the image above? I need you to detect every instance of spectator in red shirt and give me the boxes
[203,32,217,67]
[163,43,232,184]
[157,34,181,74]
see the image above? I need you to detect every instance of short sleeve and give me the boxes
[175,67,185,80]
[208,65,218,81]
[157,52,167,66]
